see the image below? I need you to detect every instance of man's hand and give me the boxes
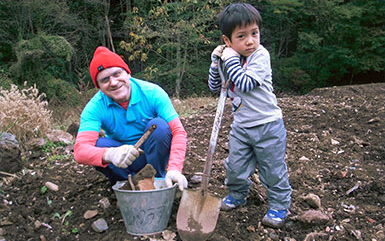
[165,170,188,191]
[221,47,240,61]
[211,45,225,63]
[103,145,140,168]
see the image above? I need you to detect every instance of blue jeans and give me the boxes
[95,118,172,185]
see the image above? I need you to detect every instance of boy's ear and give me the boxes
[222,34,231,47]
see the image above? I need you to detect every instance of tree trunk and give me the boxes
[103,0,114,52]
[175,33,181,98]
[105,15,115,52]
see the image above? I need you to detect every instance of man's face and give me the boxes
[224,22,260,57]
[97,67,131,103]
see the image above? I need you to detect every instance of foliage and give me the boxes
[0,83,52,144]
[0,0,103,100]
[120,0,231,97]
[9,33,81,106]
[0,68,12,90]
[295,0,385,87]
[11,34,73,78]
[273,55,315,94]
[0,0,383,102]
[40,186,48,195]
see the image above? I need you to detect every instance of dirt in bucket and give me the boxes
[120,164,157,191]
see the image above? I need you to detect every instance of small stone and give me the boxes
[99,198,110,209]
[299,210,330,224]
[91,218,108,232]
[0,132,23,174]
[331,139,340,145]
[299,156,309,161]
[269,232,279,240]
[46,129,73,144]
[34,220,42,229]
[190,175,202,184]
[45,182,59,191]
[83,210,98,220]
[302,193,322,209]
[304,231,328,241]
[162,230,177,240]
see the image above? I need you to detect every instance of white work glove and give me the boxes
[165,170,188,191]
[103,145,140,169]
[221,47,240,61]
[211,45,225,63]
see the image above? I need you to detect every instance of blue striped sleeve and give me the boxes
[208,65,221,92]
[225,56,259,92]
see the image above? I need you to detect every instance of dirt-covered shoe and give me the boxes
[220,195,246,211]
[262,209,289,228]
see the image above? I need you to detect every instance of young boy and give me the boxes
[208,3,292,228]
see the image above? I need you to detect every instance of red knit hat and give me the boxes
[89,46,131,88]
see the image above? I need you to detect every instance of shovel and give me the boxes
[177,62,229,241]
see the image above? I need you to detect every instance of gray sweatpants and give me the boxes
[225,118,292,210]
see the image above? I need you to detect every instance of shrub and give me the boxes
[44,76,81,107]
[0,83,52,144]
[0,72,12,90]
[9,33,77,104]
[273,56,315,94]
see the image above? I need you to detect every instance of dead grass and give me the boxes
[171,96,217,117]
[0,83,52,144]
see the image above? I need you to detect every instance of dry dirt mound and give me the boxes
[0,83,384,241]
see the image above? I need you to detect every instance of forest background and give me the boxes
[0,0,384,115]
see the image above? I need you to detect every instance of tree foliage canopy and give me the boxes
[0,0,383,101]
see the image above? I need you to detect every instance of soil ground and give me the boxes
[0,83,384,241]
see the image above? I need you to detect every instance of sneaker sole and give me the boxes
[261,216,286,228]
[220,200,246,211]
[220,203,246,211]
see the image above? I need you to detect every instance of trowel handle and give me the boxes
[134,124,157,149]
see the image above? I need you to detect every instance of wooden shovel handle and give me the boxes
[201,62,228,192]
[134,124,157,149]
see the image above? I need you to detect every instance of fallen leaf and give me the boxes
[365,216,376,223]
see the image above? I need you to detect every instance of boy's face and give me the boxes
[223,22,260,57]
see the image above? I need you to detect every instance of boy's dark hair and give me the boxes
[219,3,262,40]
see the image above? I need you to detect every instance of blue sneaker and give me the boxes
[262,209,289,228]
[220,195,247,210]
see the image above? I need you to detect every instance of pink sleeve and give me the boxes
[74,131,108,167]
[167,118,187,172]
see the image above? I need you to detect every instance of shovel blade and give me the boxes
[177,189,221,241]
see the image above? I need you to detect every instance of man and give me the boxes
[74,46,188,191]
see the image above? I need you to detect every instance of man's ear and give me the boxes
[222,34,231,47]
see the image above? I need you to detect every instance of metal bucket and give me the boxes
[112,178,177,236]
